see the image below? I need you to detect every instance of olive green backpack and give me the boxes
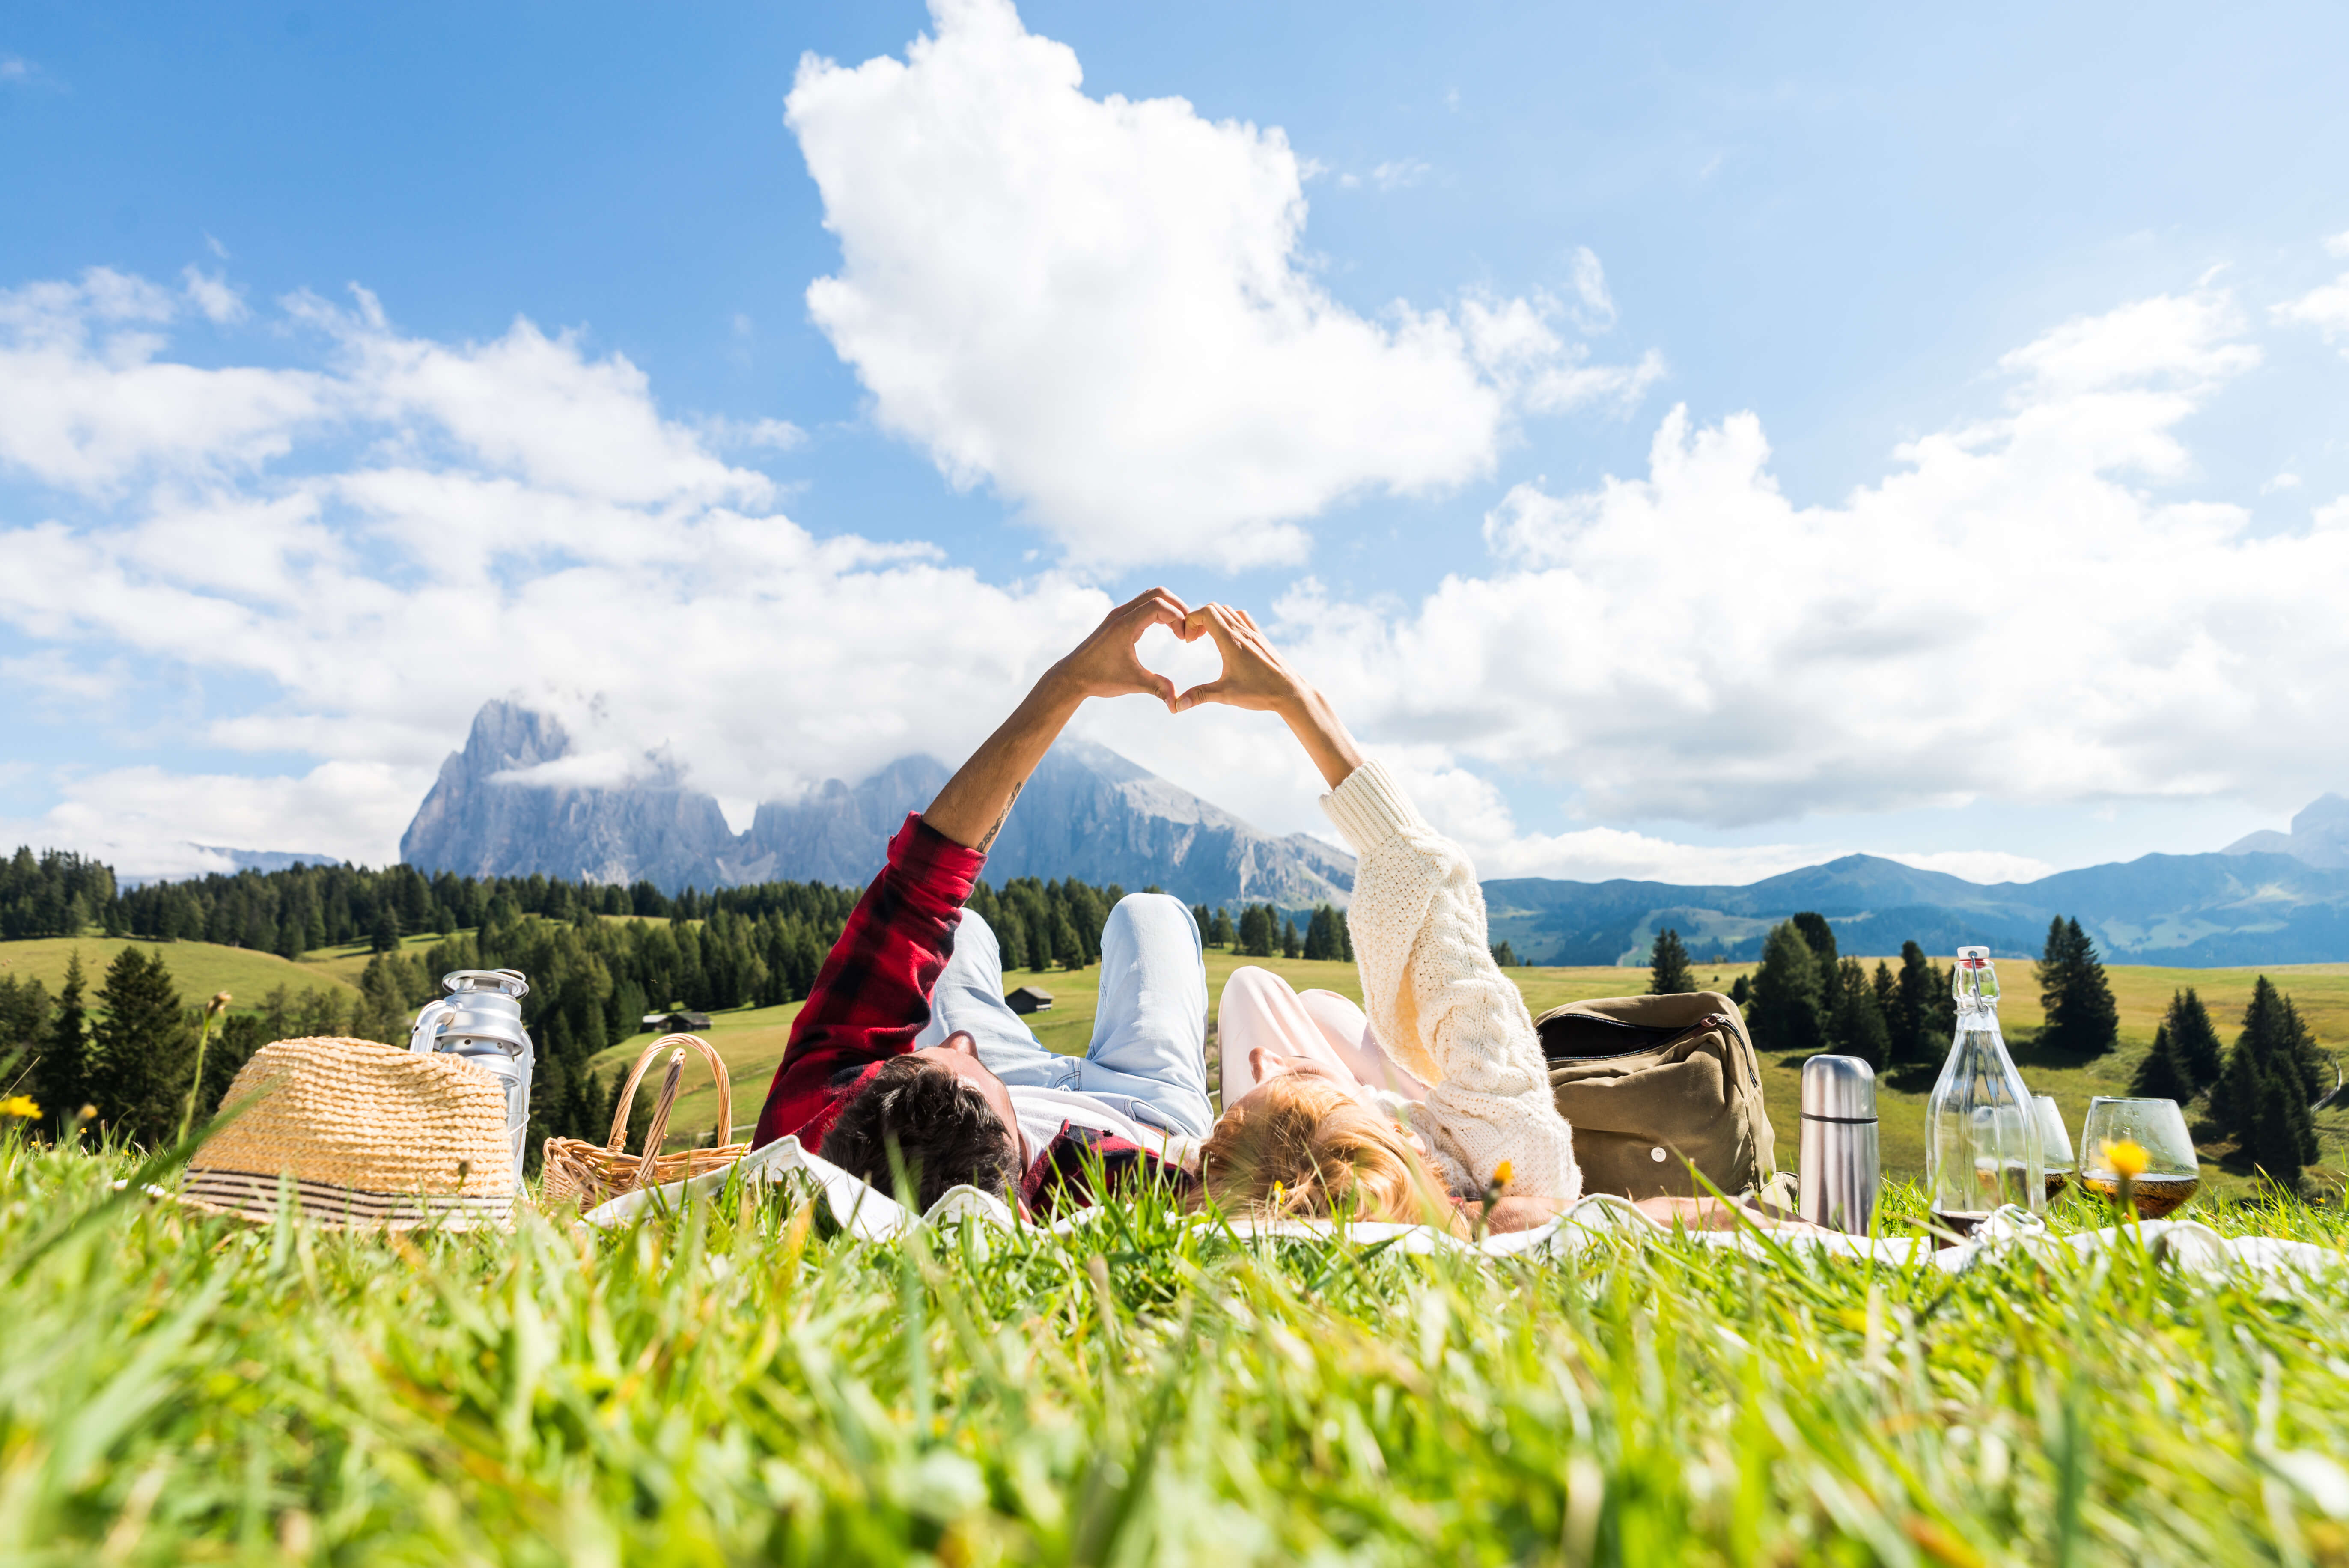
[1533,990,1780,1202]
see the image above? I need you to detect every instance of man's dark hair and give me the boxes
[821,1055,1022,1212]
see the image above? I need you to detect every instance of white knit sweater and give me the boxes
[1320,760,1583,1205]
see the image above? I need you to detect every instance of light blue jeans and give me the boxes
[913,893,1214,1139]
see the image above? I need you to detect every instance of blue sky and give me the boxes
[3,0,2347,883]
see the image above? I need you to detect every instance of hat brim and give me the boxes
[175,1167,515,1232]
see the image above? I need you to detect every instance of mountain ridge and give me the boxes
[399,701,1355,908]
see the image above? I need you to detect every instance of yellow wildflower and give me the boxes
[0,1095,38,1119]
[2102,1138,2150,1178]
[1492,1160,1515,1190]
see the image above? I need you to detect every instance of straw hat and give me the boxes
[179,1036,515,1231]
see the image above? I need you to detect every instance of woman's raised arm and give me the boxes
[1176,604,1364,790]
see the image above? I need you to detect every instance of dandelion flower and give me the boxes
[2102,1139,2150,1178]
[0,1095,38,1119]
[1492,1160,1514,1190]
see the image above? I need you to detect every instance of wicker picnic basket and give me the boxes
[540,1033,748,1210]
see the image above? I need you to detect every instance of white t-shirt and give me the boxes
[1007,1086,1203,1175]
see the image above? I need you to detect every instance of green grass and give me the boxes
[4,1131,2348,1564]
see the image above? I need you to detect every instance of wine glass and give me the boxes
[2079,1097,2200,1219]
[2032,1095,2075,1202]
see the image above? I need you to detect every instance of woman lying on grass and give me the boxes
[1177,604,1782,1238]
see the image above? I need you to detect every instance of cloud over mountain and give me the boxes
[1260,283,2349,869]
[785,0,1660,569]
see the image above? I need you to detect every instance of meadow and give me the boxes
[6,939,2349,1561]
[4,1128,2348,1565]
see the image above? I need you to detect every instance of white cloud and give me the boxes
[1567,246,1616,333]
[1273,286,2349,841]
[1880,849,2058,885]
[698,414,806,452]
[785,0,1658,568]
[0,269,330,494]
[2276,274,2349,348]
[1369,158,1431,190]
[180,267,247,325]
[0,270,1126,874]
[2271,229,2349,351]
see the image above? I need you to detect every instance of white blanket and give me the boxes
[581,1139,2343,1279]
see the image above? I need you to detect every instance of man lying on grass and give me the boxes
[751,588,1219,1214]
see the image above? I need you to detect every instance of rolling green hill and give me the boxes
[0,936,362,1009]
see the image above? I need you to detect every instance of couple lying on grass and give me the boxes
[752,589,1754,1237]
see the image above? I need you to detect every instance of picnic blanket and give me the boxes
[581,1137,2345,1280]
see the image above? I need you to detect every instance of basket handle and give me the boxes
[603,1032,735,1151]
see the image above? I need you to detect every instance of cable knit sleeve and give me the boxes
[1320,761,1582,1204]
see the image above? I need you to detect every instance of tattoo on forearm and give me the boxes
[977,783,1023,851]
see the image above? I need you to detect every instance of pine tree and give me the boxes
[1,973,51,1128]
[2036,916,2119,1056]
[1338,913,1352,963]
[1051,907,1084,970]
[370,904,402,954]
[1871,961,1899,1041]
[1790,913,1837,975]
[996,907,1029,971]
[2212,977,2330,1158]
[2249,1068,2319,1190]
[2129,1022,2196,1102]
[1828,956,1891,1069]
[1209,907,1234,950]
[1191,904,1212,944]
[1489,940,1518,967]
[1237,905,1275,958]
[1281,918,1301,960]
[1888,943,1926,1065]
[1747,921,1826,1056]
[200,1014,265,1120]
[2160,988,2226,1089]
[2277,995,2333,1104]
[1647,928,1695,995]
[91,947,192,1147]
[1304,905,1342,962]
[1729,973,1752,1008]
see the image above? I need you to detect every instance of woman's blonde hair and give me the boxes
[1197,1075,1461,1232]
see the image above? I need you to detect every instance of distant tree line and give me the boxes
[1191,902,1352,962]
[0,849,118,941]
[1696,913,2124,1071]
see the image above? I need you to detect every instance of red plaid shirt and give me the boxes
[753,812,983,1150]
[751,812,1191,1210]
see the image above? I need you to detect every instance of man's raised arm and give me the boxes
[751,588,1193,1149]
[921,587,1191,848]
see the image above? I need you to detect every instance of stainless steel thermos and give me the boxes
[409,970,535,1188]
[1798,1054,1879,1234]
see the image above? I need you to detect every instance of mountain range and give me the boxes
[397,702,2349,967]
[399,700,1356,909]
